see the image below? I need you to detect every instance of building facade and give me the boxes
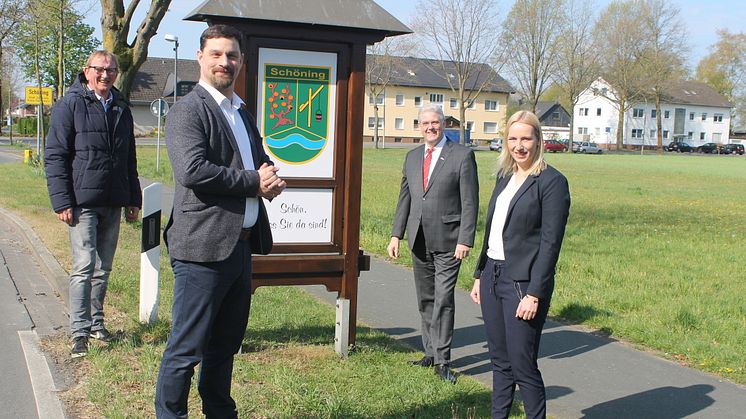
[573,78,733,148]
[364,55,513,144]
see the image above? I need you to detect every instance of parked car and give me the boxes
[723,144,745,155]
[666,141,694,152]
[544,139,567,153]
[573,141,603,154]
[489,139,503,152]
[697,143,728,154]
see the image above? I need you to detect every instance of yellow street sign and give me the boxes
[25,86,53,105]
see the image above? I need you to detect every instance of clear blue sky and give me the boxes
[82,0,745,71]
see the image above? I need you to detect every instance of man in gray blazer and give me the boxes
[155,25,285,418]
[387,104,478,384]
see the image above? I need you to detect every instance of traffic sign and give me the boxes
[150,98,169,117]
[25,86,53,105]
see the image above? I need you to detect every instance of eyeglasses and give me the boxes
[87,66,119,75]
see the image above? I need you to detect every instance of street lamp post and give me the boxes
[165,34,179,105]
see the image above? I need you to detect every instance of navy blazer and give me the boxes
[473,165,570,299]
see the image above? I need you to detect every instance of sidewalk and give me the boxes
[0,208,69,419]
[306,258,746,418]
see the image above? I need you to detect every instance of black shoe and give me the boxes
[434,364,457,384]
[408,356,434,367]
[90,328,119,343]
[71,336,88,358]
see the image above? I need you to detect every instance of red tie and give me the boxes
[423,147,434,190]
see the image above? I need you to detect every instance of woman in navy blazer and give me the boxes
[471,111,570,419]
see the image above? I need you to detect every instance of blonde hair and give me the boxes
[498,110,547,178]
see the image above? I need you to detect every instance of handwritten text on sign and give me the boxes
[264,189,333,243]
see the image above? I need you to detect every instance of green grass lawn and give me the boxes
[361,148,746,383]
[3,145,746,417]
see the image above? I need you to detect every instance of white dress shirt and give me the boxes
[424,136,448,182]
[198,80,259,228]
[486,175,526,260]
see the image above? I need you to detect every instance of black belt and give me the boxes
[238,228,252,241]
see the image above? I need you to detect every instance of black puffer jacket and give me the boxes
[45,73,141,212]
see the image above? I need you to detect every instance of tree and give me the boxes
[366,36,413,149]
[0,0,25,119]
[554,0,599,147]
[501,0,565,114]
[13,5,98,95]
[638,0,688,152]
[593,0,649,149]
[696,30,746,130]
[410,0,503,144]
[100,0,171,99]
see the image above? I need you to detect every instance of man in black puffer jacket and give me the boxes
[44,50,141,359]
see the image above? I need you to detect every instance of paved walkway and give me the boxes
[305,258,746,418]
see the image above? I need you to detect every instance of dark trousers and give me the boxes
[155,240,252,419]
[411,228,461,365]
[479,258,549,419]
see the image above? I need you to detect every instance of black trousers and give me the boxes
[155,240,252,419]
[479,258,549,419]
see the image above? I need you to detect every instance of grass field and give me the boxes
[360,148,746,384]
[2,145,745,417]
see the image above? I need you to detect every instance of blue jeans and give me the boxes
[155,240,252,419]
[68,206,121,338]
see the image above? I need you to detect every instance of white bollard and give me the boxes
[335,298,350,358]
[139,183,162,324]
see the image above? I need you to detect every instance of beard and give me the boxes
[208,66,235,91]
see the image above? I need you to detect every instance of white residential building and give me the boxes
[573,78,733,148]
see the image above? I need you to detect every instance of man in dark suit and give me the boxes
[155,25,285,418]
[387,104,478,384]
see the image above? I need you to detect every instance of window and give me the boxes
[701,113,707,121]
[395,94,404,106]
[484,122,497,134]
[633,108,644,118]
[579,108,589,116]
[466,99,476,109]
[367,117,383,129]
[714,113,723,122]
[552,112,560,120]
[368,93,383,105]
[650,129,656,138]
[449,98,458,109]
[395,118,403,130]
[651,109,657,118]
[413,119,419,129]
[689,112,695,120]
[485,100,498,111]
[664,110,670,119]
[577,127,588,134]
[466,121,474,131]
[429,93,443,103]
[687,132,693,139]
[663,130,669,139]
[414,96,422,107]
[631,129,643,138]
[700,132,706,140]
[597,108,602,116]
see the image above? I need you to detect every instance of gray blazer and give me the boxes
[391,140,479,252]
[164,84,273,262]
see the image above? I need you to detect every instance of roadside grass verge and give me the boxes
[0,156,504,418]
[361,148,746,384]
